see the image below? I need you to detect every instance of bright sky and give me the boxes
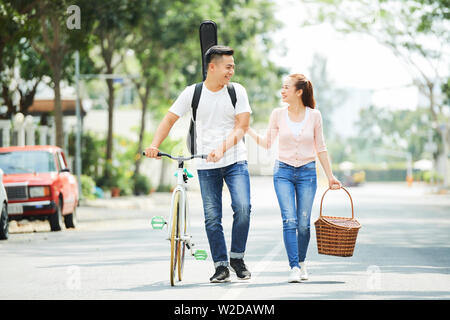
[271,0,420,110]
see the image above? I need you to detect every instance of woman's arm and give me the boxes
[247,109,278,150]
[314,110,341,189]
[247,127,270,149]
[317,151,342,189]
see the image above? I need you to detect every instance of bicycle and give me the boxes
[143,151,208,286]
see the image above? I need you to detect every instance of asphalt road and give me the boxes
[1,177,449,300]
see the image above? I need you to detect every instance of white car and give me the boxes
[0,168,8,240]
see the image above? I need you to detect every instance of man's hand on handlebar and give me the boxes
[207,148,224,163]
[142,150,208,161]
[144,146,161,159]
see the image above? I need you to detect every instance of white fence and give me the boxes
[0,114,56,148]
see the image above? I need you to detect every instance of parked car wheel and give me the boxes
[64,206,77,229]
[49,200,63,232]
[0,203,8,240]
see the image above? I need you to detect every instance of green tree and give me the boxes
[211,0,287,122]
[0,0,35,73]
[124,0,207,190]
[68,131,105,181]
[30,0,94,147]
[158,0,288,123]
[304,0,450,185]
[0,39,50,119]
[126,0,285,191]
[90,0,141,175]
[354,105,432,162]
[0,0,42,119]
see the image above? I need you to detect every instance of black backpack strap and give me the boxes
[193,82,235,113]
[187,82,203,155]
[188,82,242,155]
[191,82,203,121]
[227,84,237,108]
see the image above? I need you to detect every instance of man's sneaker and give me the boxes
[230,258,251,280]
[299,262,309,280]
[209,266,231,283]
[288,266,302,283]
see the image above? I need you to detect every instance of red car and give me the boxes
[0,145,79,231]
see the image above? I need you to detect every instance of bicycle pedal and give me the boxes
[151,216,166,230]
[194,250,208,260]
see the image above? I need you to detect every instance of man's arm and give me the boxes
[144,112,180,158]
[208,112,250,162]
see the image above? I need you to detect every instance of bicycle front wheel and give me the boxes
[177,198,187,281]
[170,191,181,286]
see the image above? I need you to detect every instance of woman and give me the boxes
[247,74,341,283]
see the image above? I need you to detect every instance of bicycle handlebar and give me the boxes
[142,151,208,161]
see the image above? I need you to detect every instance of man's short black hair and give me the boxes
[205,45,234,65]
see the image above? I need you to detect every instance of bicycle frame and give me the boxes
[143,151,208,285]
[147,152,206,254]
[167,166,193,254]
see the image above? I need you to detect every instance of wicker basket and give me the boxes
[314,187,361,257]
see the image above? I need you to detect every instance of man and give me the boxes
[144,45,252,283]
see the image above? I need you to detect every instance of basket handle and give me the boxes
[319,187,355,219]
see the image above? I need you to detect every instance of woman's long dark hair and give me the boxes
[289,74,315,109]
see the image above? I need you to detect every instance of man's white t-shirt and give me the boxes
[169,82,252,170]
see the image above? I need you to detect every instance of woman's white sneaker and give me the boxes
[288,267,302,283]
[299,262,309,280]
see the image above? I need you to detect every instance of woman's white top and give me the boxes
[286,107,310,137]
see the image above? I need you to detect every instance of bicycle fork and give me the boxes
[151,180,207,261]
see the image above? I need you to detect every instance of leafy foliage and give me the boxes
[353,105,436,162]
[2,0,287,191]
[303,0,450,184]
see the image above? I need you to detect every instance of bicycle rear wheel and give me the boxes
[170,191,181,286]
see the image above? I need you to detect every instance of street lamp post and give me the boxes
[75,51,82,199]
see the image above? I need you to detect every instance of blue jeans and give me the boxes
[197,161,252,268]
[273,160,317,269]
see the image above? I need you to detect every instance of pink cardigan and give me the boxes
[265,106,327,167]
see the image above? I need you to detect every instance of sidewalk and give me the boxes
[81,192,175,210]
[80,179,450,210]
